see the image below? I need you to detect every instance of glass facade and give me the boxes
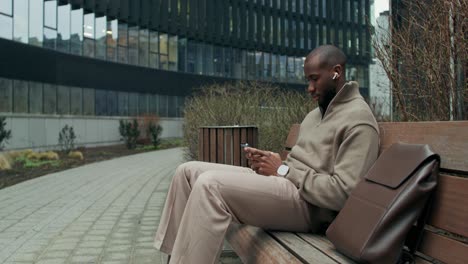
[0,0,372,117]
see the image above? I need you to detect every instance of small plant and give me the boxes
[58,125,76,153]
[119,119,140,149]
[0,117,12,150]
[148,123,163,148]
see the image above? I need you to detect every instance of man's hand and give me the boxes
[244,147,283,176]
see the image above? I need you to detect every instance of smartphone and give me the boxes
[240,143,249,148]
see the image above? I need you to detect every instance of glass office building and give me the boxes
[0,0,372,118]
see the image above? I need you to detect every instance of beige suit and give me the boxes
[153,82,380,264]
[154,161,316,264]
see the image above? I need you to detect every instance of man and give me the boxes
[154,45,380,264]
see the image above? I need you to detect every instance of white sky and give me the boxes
[373,0,390,24]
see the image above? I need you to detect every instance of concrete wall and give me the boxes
[1,114,184,151]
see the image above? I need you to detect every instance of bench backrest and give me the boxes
[283,121,468,264]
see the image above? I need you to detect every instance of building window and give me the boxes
[138,94,148,115]
[139,28,149,67]
[107,91,118,116]
[117,23,128,63]
[128,26,139,65]
[44,0,57,29]
[70,87,83,115]
[106,20,118,61]
[159,33,168,70]
[0,78,13,113]
[149,94,158,115]
[82,88,95,115]
[128,93,138,116]
[158,95,168,117]
[29,0,43,46]
[287,57,295,82]
[95,89,107,116]
[279,55,286,81]
[95,16,107,60]
[149,31,159,69]
[168,35,178,71]
[0,14,13,40]
[13,80,28,113]
[178,38,187,72]
[83,13,95,57]
[70,8,83,55]
[0,0,12,15]
[57,4,71,53]
[118,92,129,116]
[13,0,28,44]
[43,83,57,114]
[213,46,223,76]
[57,85,70,115]
[29,81,43,114]
[203,44,214,75]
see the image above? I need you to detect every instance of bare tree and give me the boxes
[373,0,467,121]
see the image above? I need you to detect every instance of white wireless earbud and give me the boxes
[332,72,338,80]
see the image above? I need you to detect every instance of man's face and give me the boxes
[304,56,337,110]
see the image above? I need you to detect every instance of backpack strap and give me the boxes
[398,158,440,264]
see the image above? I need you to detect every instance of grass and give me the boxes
[15,155,61,168]
[136,138,185,151]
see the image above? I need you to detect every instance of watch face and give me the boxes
[278,165,289,176]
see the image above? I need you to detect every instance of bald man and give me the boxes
[154,45,380,264]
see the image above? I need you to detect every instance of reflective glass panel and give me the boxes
[83,13,94,39]
[106,20,118,61]
[70,87,83,115]
[138,29,149,67]
[128,93,138,116]
[168,35,178,71]
[128,26,138,65]
[178,38,187,72]
[158,95,168,117]
[43,83,57,114]
[43,27,57,49]
[95,16,106,59]
[57,4,71,52]
[82,88,95,115]
[149,94,158,115]
[107,91,118,116]
[70,8,83,55]
[159,33,168,54]
[0,78,12,113]
[29,0,43,46]
[13,0,28,43]
[29,81,43,114]
[150,31,158,52]
[118,91,129,116]
[0,0,12,15]
[83,13,95,57]
[168,96,177,118]
[44,1,57,29]
[95,89,107,116]
[138,94,148,115]
[0,14,12,40]
[118,23,127,46]
[57,85,70,115]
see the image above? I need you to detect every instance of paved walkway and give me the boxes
[0,148,240,264]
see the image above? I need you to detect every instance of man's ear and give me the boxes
[332,65,343,80]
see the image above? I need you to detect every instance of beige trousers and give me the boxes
[154,161,316,264]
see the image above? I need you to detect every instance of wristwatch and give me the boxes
[277,164,290,177]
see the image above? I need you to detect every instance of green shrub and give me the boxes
[119,119,140,149]
[148,123,163,148]
[58,125,76,153]
[183,81,315,161]
[0,117,12,150]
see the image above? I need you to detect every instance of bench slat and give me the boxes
[419,230,468,264]
[296,233,354,264]
[226,224,302,264]
[378,122,468,172]
[429,174,468,237]
[269,232,339,264]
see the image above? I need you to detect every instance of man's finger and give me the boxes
[246,148,270,157]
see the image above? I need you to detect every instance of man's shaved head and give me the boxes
[305,45,347,69]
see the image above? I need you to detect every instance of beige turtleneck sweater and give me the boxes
[285,81,379,218]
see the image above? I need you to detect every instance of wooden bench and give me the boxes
[226,121,468,264]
